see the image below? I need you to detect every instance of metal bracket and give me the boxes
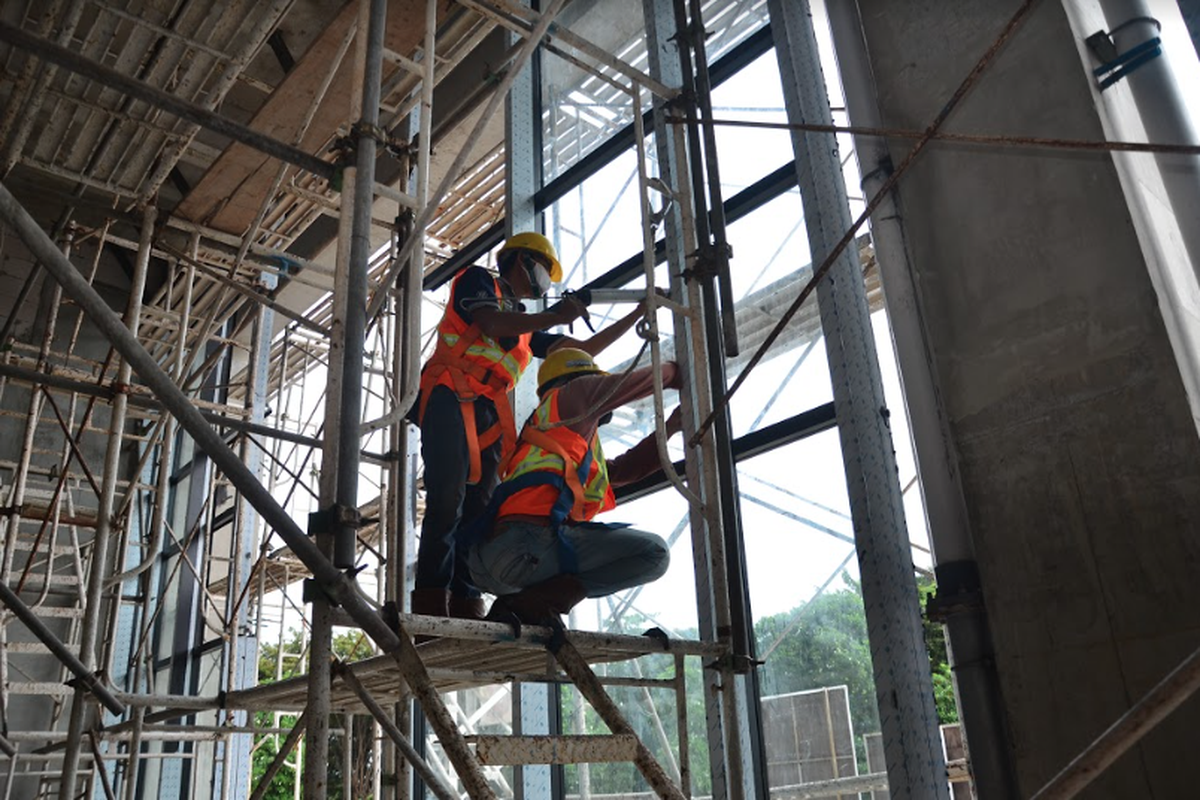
[706,653,762,675]
[1087,28,1163,91]
[302,576,357,607]
[308,504,362,535]
[307,506,335,536]
[683,241,733,281]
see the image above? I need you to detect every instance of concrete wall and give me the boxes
[854,1,1200,796]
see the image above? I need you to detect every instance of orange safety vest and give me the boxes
[418,270,533,483]
[496,388,616,522]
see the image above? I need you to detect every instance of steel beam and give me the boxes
[767,1,948,797]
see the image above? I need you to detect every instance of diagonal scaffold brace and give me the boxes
[0,180,497,799]
[547,625,687,800]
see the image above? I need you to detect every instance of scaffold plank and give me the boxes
[473,734,639,765]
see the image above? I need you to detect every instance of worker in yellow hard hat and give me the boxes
[460,348,686,630]
[406,232,651,621]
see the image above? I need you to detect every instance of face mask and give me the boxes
[526,262,552,297]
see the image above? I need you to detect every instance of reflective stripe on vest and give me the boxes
[496,389,616,522]
[416,270,532,483]
[422,270,532,400]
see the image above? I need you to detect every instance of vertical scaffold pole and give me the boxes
[641,1,750,797]
[59,205,156,800]
[504,3,556,796]
[306,1,387,797]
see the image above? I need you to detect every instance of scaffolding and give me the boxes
[0,1,774,797]
[10,0,1182,798]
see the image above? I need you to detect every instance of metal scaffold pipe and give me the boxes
[1030,641,1200,800]
[365,0,571,322]
[248,712,307,800]
[0,581,125,718]
[0,179,496,800]
[58,204,154,800]
[0,22,335,182]
[334,661,458,800]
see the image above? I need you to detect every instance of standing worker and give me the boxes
[412,232,648,620]
[463,348,684,628]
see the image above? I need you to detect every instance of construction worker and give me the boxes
[412,233,648,620]
[462,348,684,628]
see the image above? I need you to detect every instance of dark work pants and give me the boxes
[415,384,501,597]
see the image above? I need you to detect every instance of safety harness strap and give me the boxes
[418,323,519,485]
[456,445,595,575]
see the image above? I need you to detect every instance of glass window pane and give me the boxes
[710,50,793,197]
[541,0,650,179]
[703,0,770,62]
[546,146,648,288]
[567,485,697,635]
[745,432,880,789]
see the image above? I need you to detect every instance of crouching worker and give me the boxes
[412,233,649,622]
[463,348,684,629]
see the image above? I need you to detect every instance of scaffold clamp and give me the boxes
[302,577,339,606]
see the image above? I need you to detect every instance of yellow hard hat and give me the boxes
[537,348,605,395]
[499,231,563,282]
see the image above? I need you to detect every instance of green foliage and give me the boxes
[559,613,700,796]
[563,574,959,797]
[250,629,379,800]
[250,731,298,800]
[755,572,880,739]
[918,576,959,724]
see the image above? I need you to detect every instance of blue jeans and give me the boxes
[467,519,670,598]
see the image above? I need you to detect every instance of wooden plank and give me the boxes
[472,734,639,765]
[176,0,456,234]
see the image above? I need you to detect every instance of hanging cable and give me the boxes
[691,0,1044,447]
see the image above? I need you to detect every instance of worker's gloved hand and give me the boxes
[548,289,590,329]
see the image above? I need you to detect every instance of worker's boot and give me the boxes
[409,588,450,617]
[449,594,488,620]
[486,574,587,630]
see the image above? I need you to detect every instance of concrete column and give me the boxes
[853,1,1200,795]
[767,1,949,798]
[824,1,1019,795]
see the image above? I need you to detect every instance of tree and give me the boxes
[755,572,880,739]
[251,629,379,800]
[918,575,958,724]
